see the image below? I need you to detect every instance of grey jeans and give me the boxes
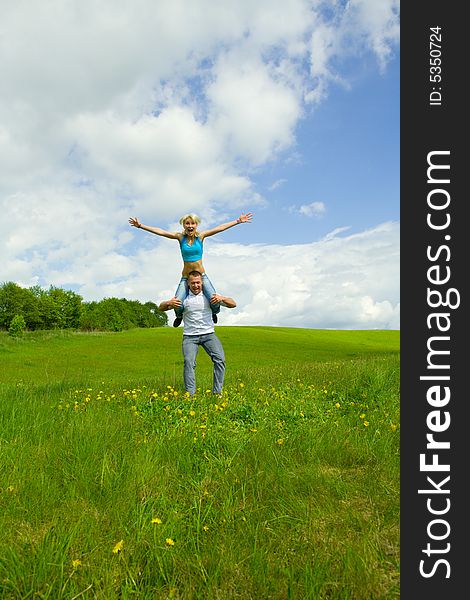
[182,333,225,395]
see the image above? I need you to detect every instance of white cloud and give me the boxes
[206,51,302,166]
[268,179,288,191]
[297,201,326,218]
[305,0,399,102]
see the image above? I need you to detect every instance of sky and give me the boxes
[0,0,400,329]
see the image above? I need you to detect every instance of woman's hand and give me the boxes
[237,212,254,224]
[129,217,141,228]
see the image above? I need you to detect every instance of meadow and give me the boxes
[0,327,400,599]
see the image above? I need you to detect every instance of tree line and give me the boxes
[0,282,168,333]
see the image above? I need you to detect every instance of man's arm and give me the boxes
[210,294,237,309]
[158,297,182,312]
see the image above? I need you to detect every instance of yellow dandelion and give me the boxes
[335,402,341,408]
[165,538,175,546]
[112,540,124,554]
[202,525,209,532]
[6,485,14,493]
[390,423,397,432]
[364,421,369,427]
[72,559,82,569]
[189,410,196,417]
[239,382,245,388]
[151,517,162,525]
[276,438,285,445]
[359,413,365,419]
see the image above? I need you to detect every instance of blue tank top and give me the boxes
[180,235,203,262]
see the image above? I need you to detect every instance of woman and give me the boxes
[129,212,253,326]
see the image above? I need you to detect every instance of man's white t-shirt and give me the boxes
[182,290,214,335]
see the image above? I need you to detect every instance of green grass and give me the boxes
[0,327,399,599]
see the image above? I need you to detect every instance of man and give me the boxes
[158,270,236,396]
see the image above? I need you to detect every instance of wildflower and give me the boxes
[359,414,365,419]
[202,525,209,532]
[363,421,369,427]
[6,485,14,493]
[151,517,162,525]
[276,438,285,445]
[390,423,397,432]
[189,410,196,417]
[335,402,341,408]
[239,383,245,388]
[165,538,175,546]
[72,559,82,569]
[112,540,124,554]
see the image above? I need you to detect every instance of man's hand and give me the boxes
[158,297,182,311]
[210,294,236,308]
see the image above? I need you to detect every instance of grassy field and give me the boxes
[0,327,400,599]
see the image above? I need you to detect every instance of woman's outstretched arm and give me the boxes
[200,212,253,239]
[129,217,180,240]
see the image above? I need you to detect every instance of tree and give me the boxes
[0,282,38,330]
[1,281,167,332]
[47,287,83,329]
[8,314,26,337]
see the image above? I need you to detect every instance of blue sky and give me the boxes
[251,56,399,245]
[0,0,400,329]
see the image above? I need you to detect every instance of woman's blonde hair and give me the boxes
[179,213,201,226]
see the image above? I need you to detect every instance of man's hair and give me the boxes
[188,270,202,279]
